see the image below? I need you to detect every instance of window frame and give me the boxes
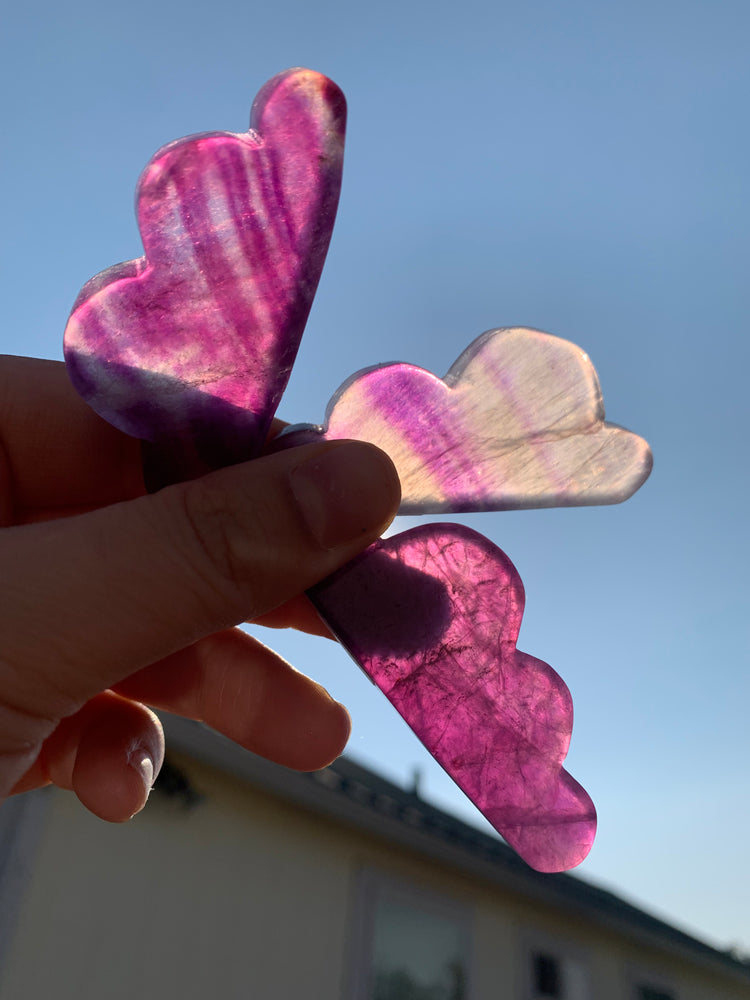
[519,927,593,1000]
[625,966,679,1000]
[345,866,474,1000]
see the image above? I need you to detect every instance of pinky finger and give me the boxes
[38,692,165,822]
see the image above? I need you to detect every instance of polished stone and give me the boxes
[65,68,346,484]
[310,522,597,873]
[278,327,652,513]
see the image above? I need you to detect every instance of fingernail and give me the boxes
[127,748,155,791]
[289,442,400,550]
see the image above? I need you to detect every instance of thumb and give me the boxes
[0,440,399,725]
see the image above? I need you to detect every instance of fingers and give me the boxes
[15,692,164,822]
[115,628,350,770]
[13,626,348,818]
[253,594,334,638]
[0,439,399,730]
[0,359,396,818]
[66,695,163,822]
[0,356,144,520]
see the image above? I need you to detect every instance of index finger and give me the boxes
[0,357,294,522]
[0,356,145,521]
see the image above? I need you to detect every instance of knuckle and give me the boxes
[174,477,263,617]
[0,699,56,790]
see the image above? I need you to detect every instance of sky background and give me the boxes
[3,0,749,955]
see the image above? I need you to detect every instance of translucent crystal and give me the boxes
[60,69,654,873]
[64,68,346,483]
[310,522,597,873]
[278,327,652,514]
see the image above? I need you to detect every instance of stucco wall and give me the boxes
[1,761,354,1000]
[1,755,748,1000]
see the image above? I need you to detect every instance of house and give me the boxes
[1,714,748,1000]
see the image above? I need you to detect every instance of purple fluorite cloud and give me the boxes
[309,523,597,873]
[60,69,626,873]
[279,327,652,513]
[64,68,346,481]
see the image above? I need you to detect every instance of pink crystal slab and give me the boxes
[64,68,346,483]
[277,327,652,514]
[309,522,596,872]
[59,70,616,872]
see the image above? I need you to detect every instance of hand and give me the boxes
[0,356,400,822]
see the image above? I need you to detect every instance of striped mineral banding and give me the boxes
[308,327,653,514]
[64,68,346,480]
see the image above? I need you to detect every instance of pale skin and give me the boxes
[0,356,401,822]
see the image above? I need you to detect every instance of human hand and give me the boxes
[0,356,400,822]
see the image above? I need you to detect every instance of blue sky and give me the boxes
[3,0,749,952]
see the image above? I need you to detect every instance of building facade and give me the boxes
[1,715,748,1000]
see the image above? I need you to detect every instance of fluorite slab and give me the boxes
[64,68,346,484]
[59,68,642,872]
[309,522,596,872]
[276,327,653,513]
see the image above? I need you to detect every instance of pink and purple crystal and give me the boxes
[57,67,655,872]
[277,327,652,513]
[64,68,346,483]
[309,522,596,872]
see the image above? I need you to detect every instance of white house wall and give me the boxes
[0,753,748,1000]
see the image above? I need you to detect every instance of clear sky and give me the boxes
[3,0,749,954]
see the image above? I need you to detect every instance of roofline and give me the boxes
[160,714,750,985]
